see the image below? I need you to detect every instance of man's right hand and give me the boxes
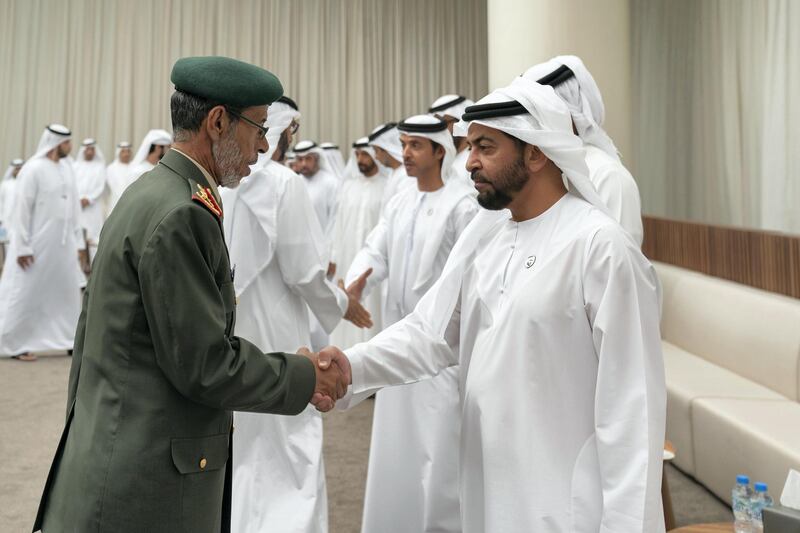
[80,198,90,209]
[342,268,372,302]
[296,347,349,412]
[17,255,34,270]
[312,346,353,411]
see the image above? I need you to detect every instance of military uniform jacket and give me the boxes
[34,150,316,533]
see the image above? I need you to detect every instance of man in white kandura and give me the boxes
[222,95,372,533]
[293,140,340,242]
[320,142,346,179]
[329,138,388,349]
[292,138,343,351]
[128,129,172,183]
[429,94,474,186]
[73,138,107,260]
[105,141,133,213]
[368,122,412,212]
[0,158,24,255]
[347,115,478,533]
[324,77,666,532]
[0,125,84,362]
[524,56,644,245]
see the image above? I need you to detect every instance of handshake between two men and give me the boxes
[296,346,351,412]
[293,266,374,411]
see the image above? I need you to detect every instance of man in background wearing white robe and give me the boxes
[346,115,478,533]
[368,122,412,212]
[0,158,24,266]
[320,142,346,179]
[105,141,133,214]
[223,96,372,533]
[128,129,172,183]
[73,138,107,261]
[329,138,387,349]
[293,138,342,350]
[429,94,474,185]
[524,56,644,245]
[324,78,666,532]
[0,125,83,362]
[294,140,340,243]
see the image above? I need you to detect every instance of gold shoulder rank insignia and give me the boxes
[191,183,222,219]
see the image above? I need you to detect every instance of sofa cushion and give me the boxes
[664,341,785,475]
[655,262,800,401]
[691,397,800,505]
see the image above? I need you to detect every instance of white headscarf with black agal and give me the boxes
[31,124,72,160]
[454,76,607,214]
[523,55,620,161]
[368,122,402,163]
[76,137,106,165]
[428,94,475,122]
[397,115,457,182]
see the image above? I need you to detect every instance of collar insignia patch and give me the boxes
[192,183,222,219]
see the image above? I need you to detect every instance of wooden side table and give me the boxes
[669,522,734,532]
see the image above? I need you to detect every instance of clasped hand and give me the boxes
[296,346,352,412]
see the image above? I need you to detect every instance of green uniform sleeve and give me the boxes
[138,203,315,414]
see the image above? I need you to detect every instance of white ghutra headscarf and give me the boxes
[522,55,620,161]
[398,115,457,182]
[454,77,606,213]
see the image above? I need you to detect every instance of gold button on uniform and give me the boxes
[199,457,207,470]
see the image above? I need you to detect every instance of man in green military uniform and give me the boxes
[33,56,348,533]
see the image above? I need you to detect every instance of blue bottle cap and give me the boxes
[754,482,768,492]
[736,475,750,484]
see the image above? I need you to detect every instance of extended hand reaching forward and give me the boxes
[296,346,352,412]
[340,268,373,328]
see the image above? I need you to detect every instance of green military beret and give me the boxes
[170,56,284,108]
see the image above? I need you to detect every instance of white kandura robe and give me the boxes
[345,179,478,533]
[73,159,107,247]
[329,172,387,349]
[379,165,413,214]
[105,160,132,214]
[344,193,666,533]
[302,168,340,246]
[127,161,155,185]
[584,144,644,246]
[0,177,18,243]
[302,167,341,350]
[223,161,348,533]
[0,158,83,355]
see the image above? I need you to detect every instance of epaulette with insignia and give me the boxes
[191,182,222,219]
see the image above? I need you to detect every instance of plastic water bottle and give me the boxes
[732,475,754,533]
[750,482,774,532]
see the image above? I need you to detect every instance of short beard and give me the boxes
[274,131,290,162]
[212,128,245,188]
[358,162,376,175]
[473,151,528,210]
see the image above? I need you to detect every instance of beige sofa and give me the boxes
[656,261,800,504]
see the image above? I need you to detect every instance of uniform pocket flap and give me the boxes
[171,433,229,474]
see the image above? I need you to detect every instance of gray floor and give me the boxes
[1,354,731,533]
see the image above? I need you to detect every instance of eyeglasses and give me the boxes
[225,107,269,139]
[289,121,300,135]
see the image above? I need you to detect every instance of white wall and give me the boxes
[486,0,633,171]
